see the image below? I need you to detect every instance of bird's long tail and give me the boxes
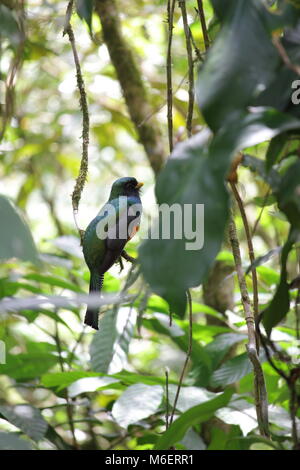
[84,272,104,330]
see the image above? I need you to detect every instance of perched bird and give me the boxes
[83,177,143,330]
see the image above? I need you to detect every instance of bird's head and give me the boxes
[109,177,144,200]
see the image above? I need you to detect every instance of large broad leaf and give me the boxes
[276,159,300,229]
[0,5,22,46]
[0,405,48,442]
[167,385,217,413]
[140,110,300,317]
[0,195,39,265]
[41,369,173,394]
[41,371,102,391]
[262,231,295,336]
[180,428,206,451]
[76,0,94,33]
[0,353,58,381]
[0,432,33,450]
[24,273,84,293]
[110,370,177,387]
[111,383,164,429]
[215,398,258,436]
[204,332,247,370]
[226,435,278,450]
[210,353,253,388]
[90,306,136,373]
[196,0,279,130]
[154,388,233,450]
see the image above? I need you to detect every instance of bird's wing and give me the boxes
[83,197,141,274]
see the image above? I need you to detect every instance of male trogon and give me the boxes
[83,177,143,330]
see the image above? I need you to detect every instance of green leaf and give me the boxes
[110,370,177,387]
[76,0,94,32]
[252,194,276,207]
[256,266,280,285]
[226,434,278,450]
[196,0,279,130]
[208,424,242,450]
[277,159,300,229]
[0,432,33,450]
[210,353,253,387]
[180,428,206,450]
[68,376,119,397]
[1,353,57,381]
[245,247,282,275]
[0,5,22,46]
[0,405,48,442]
[90,307,136,373]
[154,388,233,450]
[112,383,164,429]
[0,195,39,265]
[266,133,288,171]
[139,130,228,317]
[140,107,300,317]
[24,273,84,293]
[262,231,295,336]
[205,333,247,369]
[41,371,101,391]
[168,385,217,413]
[41,369,174,394]
[215,398,258,436]
[242,153,280,190]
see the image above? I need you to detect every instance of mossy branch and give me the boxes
[95,0,165,174]
[64,0,90,243]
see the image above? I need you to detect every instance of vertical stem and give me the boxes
[64,0,90,244]
[178,0,194,137]
[165,368,170,430]
[196,0,210,51]
[228,215,269,437]
[169,289,193,425]
[55,322,79,449]
[230,181,259,349]
[166,0,176,153]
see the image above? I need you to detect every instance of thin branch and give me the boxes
[189,26,203,63]
[228,214,269,437]
[230,182,259,337]
[196,0,210,51]
[258,327,299,448]
[0,1,25,142]
[68,326,86,366]
[166,0,176,153]
[252,189,271,237]
[138,71,189,127]
[63,0,90,244]
[273,36,300,76]
[169,289,193,425]
[54,322,79,449]
[179,0,194,137]
[165,368,170,430]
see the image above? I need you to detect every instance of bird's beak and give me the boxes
[135,182,144,189]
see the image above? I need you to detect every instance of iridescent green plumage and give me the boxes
[83,177,143,329]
